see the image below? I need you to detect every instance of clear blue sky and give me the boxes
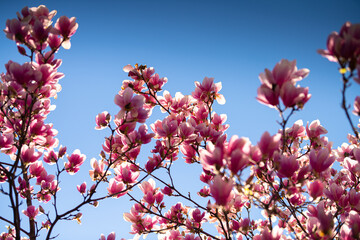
[1,0,360,239]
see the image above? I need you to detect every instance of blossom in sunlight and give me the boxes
[23,206,39,220]
[21,145,42,165]
[257,131,281,158]
[209,175,233,206]
[107,179,126,198]
[54,16,78,38]
[192,77,225,104]
[95,111,111,130]
[309,148,335,173]
[257,59,310,109]
[64,149,86,174]
[77,182,87,194]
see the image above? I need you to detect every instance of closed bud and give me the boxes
[17,46,26,55]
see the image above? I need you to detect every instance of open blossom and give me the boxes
[95,111,111,130]
[318,21,360,62]
[64,149,86,174]
[257,59,310,109]
[54,16,78,37]
[324,182,344,202]
[107,178,126,198]
[29,161,45,177]
[200,142,225,171]
[4,18,29,41]
[0,133,15,154]
[114,162,139,184]
[21,145,42,165]
[192,77,225,104]
[280,82,311,108]
[307,202,334,237]
[89,158,105,180]
[259,59,309,87]
[114,87,150,123]
[151,117,179,138]
[258,226,283,240]
[286,120,306,139]
[306,120,328,139]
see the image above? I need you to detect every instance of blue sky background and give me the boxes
[1,0,360,239]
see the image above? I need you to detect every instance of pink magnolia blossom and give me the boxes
[95,111,111,130]
[192,77,225,105]
[280,82,311,108]
[257,131,281,158]
[43,150,58,165]
[209,175,233,206]
[151,117,179,138]
[5,61,42,86]
[64,149,86,174]
[353,96,360,115]
[307,202,334,237]
[257,59,309,108]
[99,232,116,240]
[259,59,309,87]
[307,180,324,199]
[200,142,225,171]
[139,178,156,195]
[286,120,306,139]
[348,189,360,210]
[227,136,251,174]
[0,133,15,154]
[29,161,45,178]
[256,84,279,107]
[228,148,248,174]
[345,210,360,238]
[114,87,145,119]
[4,18,29,41]
[318,22,360,62]
[309,148,335,173]
[306,120,328,139]
[324,182,344,202]
[276,154,299,178]
[107,179,126,198]
[162,186,173,196]
[54,16,78,38]
[178,122,197,141]
[114,162,139,184]
[36,170,55,185]
[77,182,87,194]
[23,206,39,220]
[148,73,167,91]
[191,208,205,223]
[259,226,283,240]
[89,158,105,181]
[21,145,42,165]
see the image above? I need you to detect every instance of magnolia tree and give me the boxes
[1,5,360,240]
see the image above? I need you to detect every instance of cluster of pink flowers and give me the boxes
[0,5,86,240]
[256,59,311,109]
[2,5,360,240]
